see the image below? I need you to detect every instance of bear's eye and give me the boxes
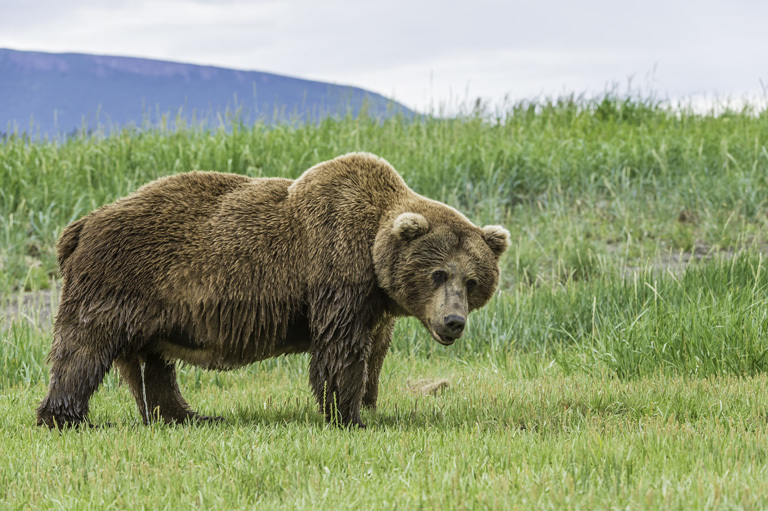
[432,270,448,286]
[466,278,478,293]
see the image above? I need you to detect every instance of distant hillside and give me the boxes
[0,48,413,136]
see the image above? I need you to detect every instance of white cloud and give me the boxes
[1,0,766,111]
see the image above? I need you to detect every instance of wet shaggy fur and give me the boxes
[36,153,509,429]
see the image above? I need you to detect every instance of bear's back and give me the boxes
[59,172,293,299]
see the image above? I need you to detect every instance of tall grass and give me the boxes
[2,96,768,383]
[2,96,767,291]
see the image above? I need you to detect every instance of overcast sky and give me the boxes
[1,0,766,112]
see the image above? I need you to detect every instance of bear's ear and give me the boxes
[481,225,510,257]
[393,212,429,241]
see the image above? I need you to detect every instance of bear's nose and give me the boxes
[444,314,466,336]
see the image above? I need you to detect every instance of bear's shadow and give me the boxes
[107,408,465,431]
[216,403,498,431]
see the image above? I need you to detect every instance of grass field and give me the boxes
[2,96,768,509]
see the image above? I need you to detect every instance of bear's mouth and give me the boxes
[428,327,457,346]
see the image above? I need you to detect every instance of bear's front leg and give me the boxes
[308,291,373,428]
[309,338,369,428]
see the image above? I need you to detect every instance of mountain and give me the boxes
[0,48,413,136]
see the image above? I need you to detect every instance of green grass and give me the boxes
[3,334,768,509]
[2,96,768,509]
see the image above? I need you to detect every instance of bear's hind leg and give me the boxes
[36,324,116,429]
[114,352,222,425]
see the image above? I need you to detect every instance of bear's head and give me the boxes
[374,209,509,345]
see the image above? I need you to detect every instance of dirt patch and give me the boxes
[636,243,729,275]
[612,242,748,278]
[0,286,58,330]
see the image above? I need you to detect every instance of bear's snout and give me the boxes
[428,313,467,346]
[443,314,466,337]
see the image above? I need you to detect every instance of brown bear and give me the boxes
[36,153,509,429]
